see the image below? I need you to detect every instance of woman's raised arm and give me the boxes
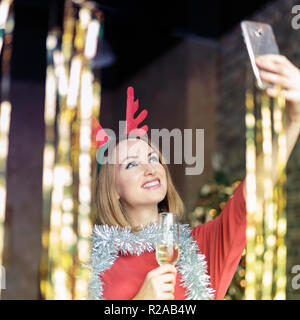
[191,179,246,300]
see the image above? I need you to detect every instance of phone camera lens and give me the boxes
[255,28,263,37]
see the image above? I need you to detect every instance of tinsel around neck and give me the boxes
[89,222,215,300]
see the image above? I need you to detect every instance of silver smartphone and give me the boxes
[241,20,280,90]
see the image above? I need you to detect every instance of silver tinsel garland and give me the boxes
[88,222,215,300]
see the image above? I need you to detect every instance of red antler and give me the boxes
[126,86,148,136]
[91,115,110,149]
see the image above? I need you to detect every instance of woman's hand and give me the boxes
[256,54,300,124]
[253,54,300,188]
[132,264,177,300]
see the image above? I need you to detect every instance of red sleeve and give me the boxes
[191,179,246,300]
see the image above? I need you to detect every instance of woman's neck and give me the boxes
[123,204,159,228]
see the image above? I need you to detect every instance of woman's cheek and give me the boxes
[163,181,168,195]
[126,174,140,193]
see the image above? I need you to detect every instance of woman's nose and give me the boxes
[142,162,156,175]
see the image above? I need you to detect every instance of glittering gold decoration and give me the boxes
[41,0,103,300]
[245,69,287,300]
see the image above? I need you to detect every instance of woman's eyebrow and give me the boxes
[120,151,157,164]
[120,155,138,164]
[148,150,157,157]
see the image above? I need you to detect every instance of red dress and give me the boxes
[99,180,246,300]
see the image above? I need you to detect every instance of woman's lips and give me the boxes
[141,178,161,190]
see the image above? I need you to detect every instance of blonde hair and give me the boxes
[94,135,184,229]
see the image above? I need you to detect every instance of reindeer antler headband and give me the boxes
[94,86,149,174]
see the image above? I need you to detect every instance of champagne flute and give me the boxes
[156,212,180,266]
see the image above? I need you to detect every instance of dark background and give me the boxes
[10,0,275,87]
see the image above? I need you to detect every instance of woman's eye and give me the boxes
[149,156,159,163]
[126,161,137,169]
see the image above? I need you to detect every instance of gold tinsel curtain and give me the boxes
[40,0,103,300]
[245,65,287,300]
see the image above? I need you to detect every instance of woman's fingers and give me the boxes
[256,55,300,104]
[256,54,294,70]
[153,264,177,276]
[161,292,175,300]
[161,283,175,293]
[266,87,300,103]
[256,55,300,97]
[254,54,300,123]
[160,273,176,285]
[256,54,298,78]
[260,54,296,69]
[259,70,293,90]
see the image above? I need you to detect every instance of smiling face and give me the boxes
[114,138,168,210]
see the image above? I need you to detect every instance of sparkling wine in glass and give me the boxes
[156,212,180,266]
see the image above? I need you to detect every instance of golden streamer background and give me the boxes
[40,0,102,300]
[245,67,287,300]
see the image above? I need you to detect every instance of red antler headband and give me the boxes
[95,86,149,174]
[126,86,148,136]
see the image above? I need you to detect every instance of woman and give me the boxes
[89,54,300,300]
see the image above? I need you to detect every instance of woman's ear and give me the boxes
[113,178,120,200]
[114,188,120,200]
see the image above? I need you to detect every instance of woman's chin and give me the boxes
[137,193,166,207]
[147,190,166,201]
